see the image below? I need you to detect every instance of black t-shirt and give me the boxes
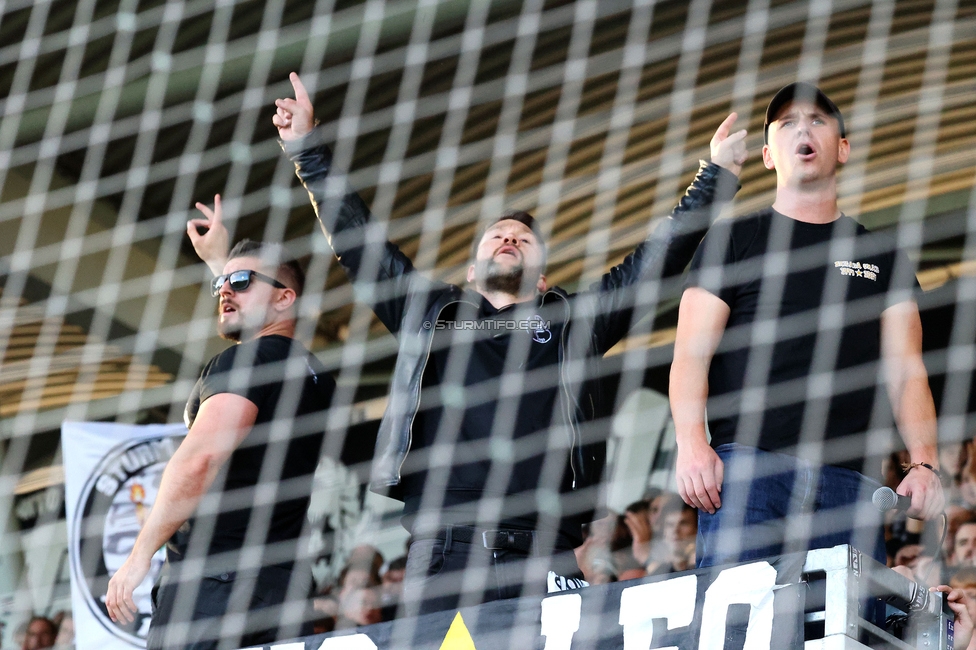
[687,209,918,473]
[180,335,334,562]
[400,295,576,540]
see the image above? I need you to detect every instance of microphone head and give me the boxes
[873,486,898,512]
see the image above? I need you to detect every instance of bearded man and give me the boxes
[264,73,746,615]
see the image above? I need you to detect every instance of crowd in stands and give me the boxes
[23,440,976,645]
[311,546,408,633]
[303,437,976,648]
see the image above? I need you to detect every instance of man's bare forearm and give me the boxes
[882,302,938,465]
[894,368,939,465]
[127,445,217,563]
[670,355,711,448]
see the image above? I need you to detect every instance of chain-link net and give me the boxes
[1,0,974,646]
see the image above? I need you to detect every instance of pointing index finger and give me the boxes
[290,72,311,107]
[713,112,738,142]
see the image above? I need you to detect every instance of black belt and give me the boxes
[417,525,537,553]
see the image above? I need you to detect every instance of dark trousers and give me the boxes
[400,525,583,618]
[147,563,310,650]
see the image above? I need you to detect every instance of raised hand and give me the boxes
[187,194,230,276]
[273,72,315,141]
[710,112,748,176]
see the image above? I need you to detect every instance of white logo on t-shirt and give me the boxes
[834,260,879,281]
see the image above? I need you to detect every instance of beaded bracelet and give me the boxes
[901,461,946,483]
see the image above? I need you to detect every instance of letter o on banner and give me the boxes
[698,562,777,650]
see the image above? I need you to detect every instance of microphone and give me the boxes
[872,486,912,513]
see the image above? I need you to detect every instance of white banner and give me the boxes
[62,421,187,650]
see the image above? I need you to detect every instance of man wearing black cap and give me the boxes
[263,73,747,615]
[670,82,944,572]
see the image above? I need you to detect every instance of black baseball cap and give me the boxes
[763,82,846,144]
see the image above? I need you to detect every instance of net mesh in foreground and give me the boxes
[0,0,974,646]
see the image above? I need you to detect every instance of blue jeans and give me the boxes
[697,444,886,568]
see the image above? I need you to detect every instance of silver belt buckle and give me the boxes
[481,530,496,549]
[482,529,524,550]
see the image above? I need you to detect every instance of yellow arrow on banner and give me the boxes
[438,612,477,650]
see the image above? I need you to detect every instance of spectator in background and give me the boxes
[953,522,976,569]
[951,567,976,620]
[334,559,382,629]
[339,545,383,594]
[345,546,384,578]
[944,506,976,562]
[20,617,56,650]
[644,494,685,575]
[622,499,653,568]
[940,440,969,490]
[958,446,976,510]
[661,502,698,573]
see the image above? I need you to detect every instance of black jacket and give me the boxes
[283,129,738,504]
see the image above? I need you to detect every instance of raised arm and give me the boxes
[882,300,944,520]
[670,287,731,514]
[105,394,257,624]
[589,114,746,352]
[275,72,419,334]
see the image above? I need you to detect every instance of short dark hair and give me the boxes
[471,210,548,262]
[26,615,57,636]
[228,239,305,297]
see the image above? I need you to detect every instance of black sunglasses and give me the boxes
[211,270,287,297]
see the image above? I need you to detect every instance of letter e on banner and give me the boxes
[316,634,378,650]
[541,593,582,650]
[698,562,776,650]
[619,574,697,650]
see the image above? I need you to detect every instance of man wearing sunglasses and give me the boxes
[106,237,335,649]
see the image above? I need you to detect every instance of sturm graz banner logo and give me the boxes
[70,435,182,644]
